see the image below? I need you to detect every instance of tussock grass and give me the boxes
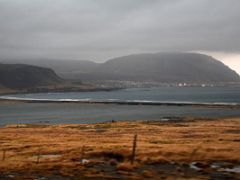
[0,118,239,179]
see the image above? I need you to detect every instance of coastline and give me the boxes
[1,96,240,109]
[0,86,122,96]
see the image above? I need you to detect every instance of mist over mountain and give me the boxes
[0,58,99,79]
[1,52,239,84]
[0,63,62,89]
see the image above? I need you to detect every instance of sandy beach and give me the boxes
[0,117,239,179]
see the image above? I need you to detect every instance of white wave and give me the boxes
[106,99,119,101]
[0,96,239,106]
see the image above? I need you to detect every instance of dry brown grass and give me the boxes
[116,162,141,171]
[0,117,239,179]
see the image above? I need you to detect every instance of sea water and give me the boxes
[0,86,240,125]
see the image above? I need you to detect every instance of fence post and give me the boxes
[131,134,137,165]
[2,150,6,161]
[36,147,41,164]
[80,146,85,162]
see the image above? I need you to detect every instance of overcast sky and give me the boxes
[0,0,239,73]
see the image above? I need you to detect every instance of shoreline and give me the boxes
[0,86,122,96]
[1,96,240,109]
[3,116,240,126]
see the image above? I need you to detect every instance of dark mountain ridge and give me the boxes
[0,63,62,89]
[0,58,99,80]
[1,52,239,83]
[96,52,240,83]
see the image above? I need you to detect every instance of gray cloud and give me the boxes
[0,0,239,61]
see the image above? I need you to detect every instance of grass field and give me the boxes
[0,117,239,179]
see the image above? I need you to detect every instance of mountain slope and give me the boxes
[0,59,99,79]
[0,63,62,89]
[1,52,239,83]
[96,52,240,83]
